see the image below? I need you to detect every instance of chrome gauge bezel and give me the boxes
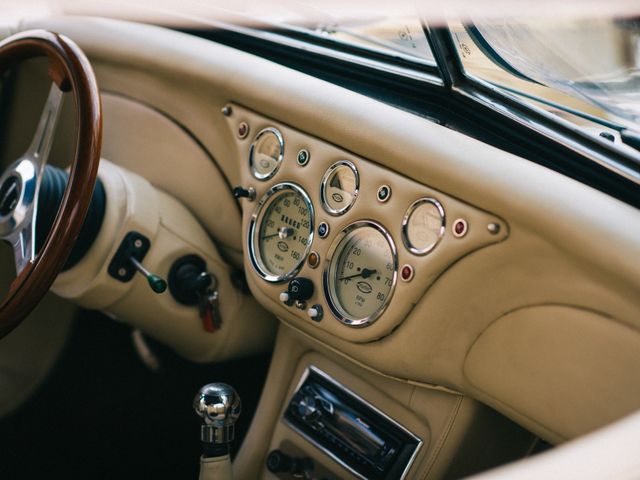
[320,160,360,216]
[401,197,445,256]
[248,182,314,283]
[249,127,285,181]
[323,220,398,327]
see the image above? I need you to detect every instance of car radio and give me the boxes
[284,366,422,480]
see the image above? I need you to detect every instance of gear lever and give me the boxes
[194,383,241,480]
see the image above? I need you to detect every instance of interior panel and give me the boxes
[464,305,640,439]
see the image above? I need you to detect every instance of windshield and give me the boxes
[471,18,640,127]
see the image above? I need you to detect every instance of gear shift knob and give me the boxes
[194,383,241,451]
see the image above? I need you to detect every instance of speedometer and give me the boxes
[249,183,314,282]
[324,221,398,327]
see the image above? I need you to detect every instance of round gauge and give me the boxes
[249,128,284,180]
[402,198,445,255]
[249,183,314,282]
[324,221,398,327]
[320,161,359,215]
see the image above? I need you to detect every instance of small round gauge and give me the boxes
[249,128,284,180]
[321,161,359,215]
[249,183,314,282]
[402,198,445,255]
[324,221,398,327]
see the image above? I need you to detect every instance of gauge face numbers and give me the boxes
[250,128,284,180]
[321,161,359,215]
[402,198,445,255]
[325,222,397,326]
[250,184,314,282]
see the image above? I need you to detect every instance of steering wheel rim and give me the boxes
[0,30,102,338]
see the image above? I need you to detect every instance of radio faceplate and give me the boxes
[284,366,422,480]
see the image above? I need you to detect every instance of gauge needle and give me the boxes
[339,268,377,281]
[262,227,295,240]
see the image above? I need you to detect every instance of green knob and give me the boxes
[148,275,167,294]
[129,256,167,295]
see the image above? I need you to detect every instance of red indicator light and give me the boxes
[453,219,468,237]
[401,265,414,282]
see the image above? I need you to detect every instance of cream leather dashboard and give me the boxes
[3,14,640,476]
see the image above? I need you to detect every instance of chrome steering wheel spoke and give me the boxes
[6,221,34,275]
[25,83,64,175]
[0,82,64,276]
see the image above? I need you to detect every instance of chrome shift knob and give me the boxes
[194,383,241,446]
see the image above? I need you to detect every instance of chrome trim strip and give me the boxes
[249,127,285,181]
[248,182,314,283]
[323,220,398,327]
[320,160,360,216]
[284,365,423,480]
[401,197,446,256]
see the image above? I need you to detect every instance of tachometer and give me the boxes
[249,183,314,282]
[324,221,397,327]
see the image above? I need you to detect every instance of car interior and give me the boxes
[0,6,639,480]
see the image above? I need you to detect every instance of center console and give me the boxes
[224,105,534,480]
[244,335,535,480]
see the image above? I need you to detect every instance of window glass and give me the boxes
[449,18,640,131]
[274,15,436,66]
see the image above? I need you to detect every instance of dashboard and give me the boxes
[228,104,508,343]
[1,15,640,480]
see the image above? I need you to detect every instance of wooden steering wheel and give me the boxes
[0,30,102,338]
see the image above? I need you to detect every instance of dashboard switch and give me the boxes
[129,257,167,294]
[307,304,323,322]
[288,277,314,302]
[280,277,314,307]
[108,231,167,294]
[232,186,255,201]
[279,291,291,305]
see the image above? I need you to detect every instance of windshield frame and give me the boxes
[423,23,640,187]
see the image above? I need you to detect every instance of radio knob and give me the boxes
[297,394,321,423]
